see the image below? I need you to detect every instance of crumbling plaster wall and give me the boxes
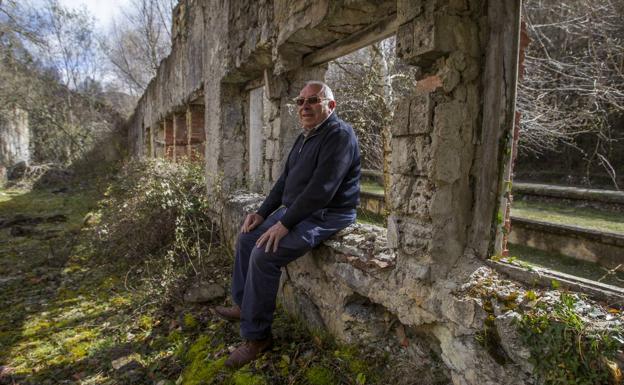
[127,1,526,384]
[0,107,30,168]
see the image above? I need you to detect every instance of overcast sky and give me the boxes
[57,0,130,30]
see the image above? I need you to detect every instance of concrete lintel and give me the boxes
[302,14,399,67]
[488,260,624,307]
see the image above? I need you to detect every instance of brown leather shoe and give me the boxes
[224,338,273,368]
[214,305,241,321]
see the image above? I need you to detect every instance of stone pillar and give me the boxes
[174,112,188,160]
[205,81,247,191]
[0,107,30,167]
[189,105,205,162]
[389,0,488,280]
[248,86,265,192]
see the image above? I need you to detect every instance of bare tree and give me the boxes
[101,0,175,95]
[326,37,417,170]
[1,0,118,165]
[518,0,624,188]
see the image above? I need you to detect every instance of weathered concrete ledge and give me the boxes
[509,216,624,269]
[514,182,624,205]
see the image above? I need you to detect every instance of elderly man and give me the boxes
[215,80,361,368]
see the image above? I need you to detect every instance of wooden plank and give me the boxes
[186,106,192,158]
[468,0,521,258]
[172,113,177,162]
[302,14,399,67]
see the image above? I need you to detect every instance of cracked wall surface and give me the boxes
[127,1,530,384]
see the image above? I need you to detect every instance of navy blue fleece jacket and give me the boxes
[256,113,361,229]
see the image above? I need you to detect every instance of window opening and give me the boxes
[503,1,624,289]
[248,86,266,192]
[325,35,417,227]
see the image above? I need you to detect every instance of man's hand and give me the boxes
[241,213,264,233]
[256,221,289,253]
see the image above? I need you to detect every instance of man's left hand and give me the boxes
[256,221,289,253]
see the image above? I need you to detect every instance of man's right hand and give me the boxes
[241,213,264,233]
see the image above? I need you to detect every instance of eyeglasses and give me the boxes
[293,95,324,106]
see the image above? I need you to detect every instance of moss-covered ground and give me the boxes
[0,181,392,384]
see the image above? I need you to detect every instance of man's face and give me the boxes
[297,84,336,129]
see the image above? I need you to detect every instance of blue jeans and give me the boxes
[231,206,355,340]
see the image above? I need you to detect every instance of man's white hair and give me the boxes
[305,80,334,101]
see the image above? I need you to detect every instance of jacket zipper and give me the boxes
[299,131,321,154]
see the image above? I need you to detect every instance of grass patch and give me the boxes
[360,180,385,195]
[356,208,386,227]
[518,293,622,385]
[511,199,624,234]
[508,243,624,287]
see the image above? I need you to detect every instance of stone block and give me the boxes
[271,117,282,138]
[394,215,432,256]
[431,101,468,184]
[388,174,432,219]
[265,139,275,160]
[397,0,424,24]
[390,135,432,176]
[397,12,457,66]
[410,93,434,134]
[395,21,415,61]
[391,93,433,137]
[390,97,410,137]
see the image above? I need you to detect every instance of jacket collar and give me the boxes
[302,112,338,137]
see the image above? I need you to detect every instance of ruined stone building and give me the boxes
[126,1,546,384]
[0,107,30,168]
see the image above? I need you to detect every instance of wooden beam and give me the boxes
[172,114,177,162]
[186,106,192,159]
[302,14,399,67]
[468,0,522,258]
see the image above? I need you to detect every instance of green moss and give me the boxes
[334,347,367,376]
[305,365,337,385]
[180,356,227,385]
[231,370,267,385]
[185,335,213,362]
[183,313,199,330]
[518,294,622,385]
[139,315,154,331]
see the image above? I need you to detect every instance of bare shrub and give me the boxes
[94,159,220,298]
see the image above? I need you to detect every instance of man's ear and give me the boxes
[328,100,336,110]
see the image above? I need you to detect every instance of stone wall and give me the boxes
[0,106,30,168]
[125,1,538,384]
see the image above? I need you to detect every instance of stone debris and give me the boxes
[183,282,226,303]
[325,223,396,272]
[111,354,142,371]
